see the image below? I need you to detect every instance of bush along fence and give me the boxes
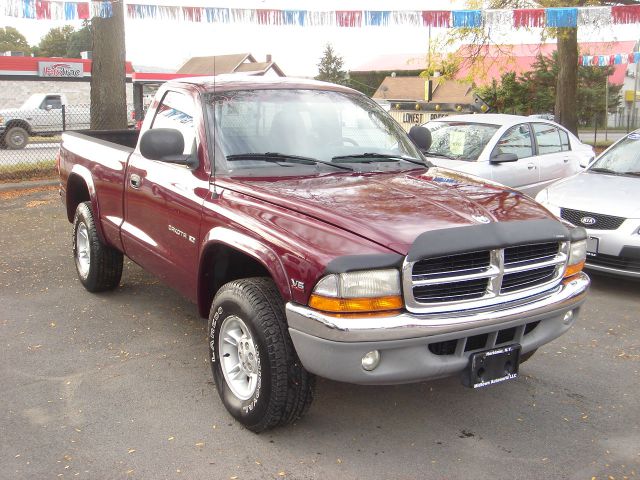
[0,103,134,182]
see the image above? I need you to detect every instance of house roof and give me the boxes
[351,53,427,73]
[454,41,637,86]
[235,61,285,76]
[373,76,475,104]
[176,53,255,75]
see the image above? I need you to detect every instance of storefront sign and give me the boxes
[38,61,83,78]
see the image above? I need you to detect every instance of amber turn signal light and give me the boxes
[563,260,585,278]
[308,294,403,313]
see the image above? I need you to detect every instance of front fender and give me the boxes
[199,226,293,305]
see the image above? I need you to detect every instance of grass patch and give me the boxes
[0,160,56,182]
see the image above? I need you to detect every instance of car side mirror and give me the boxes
[45,105,53,111]
[140,128,198,169]
[408,125,432,152]
[490,152,518,163]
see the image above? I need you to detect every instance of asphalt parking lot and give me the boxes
[1,186,639,480]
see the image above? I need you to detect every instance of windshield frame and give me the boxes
[204,88,427,177]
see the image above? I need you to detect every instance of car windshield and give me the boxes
[206,89,425,176]
[423,121,500,161]
[588,133,640,175]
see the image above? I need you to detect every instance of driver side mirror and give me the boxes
[490,152,518,163]
[45,104,53,111]
[140,128,199,169]
[408,125,432,152]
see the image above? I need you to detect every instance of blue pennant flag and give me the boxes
[545,8,578,28]
[452,10,482,28]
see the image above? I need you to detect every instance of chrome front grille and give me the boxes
[403,242,568,313]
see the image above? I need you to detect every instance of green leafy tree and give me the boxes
[35,25,75,57]
[0,26,31,54]
[315,44,346,85]
[478,52,621,126]
[66,22,92,58]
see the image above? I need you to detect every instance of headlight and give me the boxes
[308,269,403,313]
[534,189,548,204]
[564,239,586,278]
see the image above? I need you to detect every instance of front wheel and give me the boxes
[209,278,314,432]
[5,126,29,149]
[72,201,123,292]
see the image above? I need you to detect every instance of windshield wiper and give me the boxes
[226,152,353,171]
[588,167,621,175]
[423,151,454,160]
[622,171,640,177]
[331,153,426,166]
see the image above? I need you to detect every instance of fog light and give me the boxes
[362,350,381,371]
[563,310,574,325]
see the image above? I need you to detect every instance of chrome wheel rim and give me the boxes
[75,222,90,277]
[219,315,259,401]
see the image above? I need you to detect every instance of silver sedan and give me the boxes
[535,130,640,278]
[422,114,595,196]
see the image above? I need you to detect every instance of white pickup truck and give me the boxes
[0,93,134,149]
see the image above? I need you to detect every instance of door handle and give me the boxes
[527,163,535,170]
[130,173,142,189]
[563,157,570,163]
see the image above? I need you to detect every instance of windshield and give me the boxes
[206,89,425,175]
[424,121,500,161]
[589,133,640,175]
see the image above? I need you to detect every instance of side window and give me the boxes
[151,90,196,155]
[533,123,562,155]
[41,95,62,110]
[558,129,571,151]
[493,123,533,159]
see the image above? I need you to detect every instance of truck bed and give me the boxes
[73,129,140,149]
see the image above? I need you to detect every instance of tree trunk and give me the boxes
[90,1,126,130]
[554,27,578,135]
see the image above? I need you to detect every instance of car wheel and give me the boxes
[5,126,29,150]
[72,201,123,292]
[209,277,314,432]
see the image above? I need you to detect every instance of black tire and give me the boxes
[72,201,123,292]
[208,277,314,432]
[5,126,29,149]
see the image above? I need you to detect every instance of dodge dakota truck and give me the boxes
[58,76,590,432]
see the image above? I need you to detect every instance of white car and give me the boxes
[421,114,595,196]
[536,130,640,279]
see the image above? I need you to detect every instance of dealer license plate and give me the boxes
[462,344,521,389]
[586,237,599,257]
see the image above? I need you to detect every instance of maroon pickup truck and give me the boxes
[58,76,590,432]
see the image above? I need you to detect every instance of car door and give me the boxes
[531,122,572,191]
[488,123,539,195]
[122,88,209,300]
[37,95,63,133]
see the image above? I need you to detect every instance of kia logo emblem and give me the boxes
[580,216,596,225]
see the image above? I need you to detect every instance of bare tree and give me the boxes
[90,1,127,130]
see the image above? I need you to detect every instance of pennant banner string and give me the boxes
[2,1,640,28]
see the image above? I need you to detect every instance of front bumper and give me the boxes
[286,272,589,385]
[584,222,640,278]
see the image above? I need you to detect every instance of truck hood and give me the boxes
[0,108,24,118]
[222,168,553,254]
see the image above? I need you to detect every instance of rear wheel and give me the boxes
[72,201,123,292]
[209,278,314,432]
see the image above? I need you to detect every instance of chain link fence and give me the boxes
[0,104,135,182]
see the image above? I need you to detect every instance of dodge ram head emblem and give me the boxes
[472,214,491,224]
[580,216,596,226]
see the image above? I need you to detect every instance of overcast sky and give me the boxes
[2,0,638,77]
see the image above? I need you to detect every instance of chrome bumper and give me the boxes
[286,273,589,384]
